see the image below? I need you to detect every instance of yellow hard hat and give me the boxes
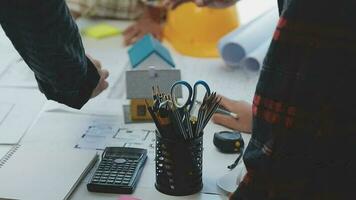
[164,2,240,58]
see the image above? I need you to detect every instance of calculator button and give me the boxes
[114,158,127,164]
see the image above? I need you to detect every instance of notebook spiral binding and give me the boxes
[0,145,20,168]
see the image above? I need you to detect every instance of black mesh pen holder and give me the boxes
[155,134,203,196]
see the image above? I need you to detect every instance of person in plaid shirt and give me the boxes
[167,0,355,199]
[67,0,165,45]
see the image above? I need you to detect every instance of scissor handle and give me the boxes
[170,81,193,109]
[191,80,211,103]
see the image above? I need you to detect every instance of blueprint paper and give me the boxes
[239,40,270,71]
[218,7,279,68]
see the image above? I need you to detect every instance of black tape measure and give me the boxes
[213,131,244,153]
[213,131,245,169]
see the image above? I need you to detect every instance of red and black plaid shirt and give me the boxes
[231,0,356,199]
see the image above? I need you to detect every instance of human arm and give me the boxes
[0,0,108,109]
[212,96,253,133]
[123,5,165,45]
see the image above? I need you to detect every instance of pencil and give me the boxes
[215,107,239,119]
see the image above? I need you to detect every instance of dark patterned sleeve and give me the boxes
[0,0,100,109]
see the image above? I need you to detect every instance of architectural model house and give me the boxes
[126,34,182,121]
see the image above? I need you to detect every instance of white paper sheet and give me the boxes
[0,103,14,125]
[44,98,127,117]
[0,27,19,77]
[0,58,38,88]
[0,88,46,144]
[218,7,279,68]
[0,49,19,77]
[0,145,13,160]
[0,142,98,200]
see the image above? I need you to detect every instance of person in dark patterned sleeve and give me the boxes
[167,0,356,199]
[0,0,109,109]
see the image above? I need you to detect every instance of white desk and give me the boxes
[22,111,250,200]
[58,18,258,199]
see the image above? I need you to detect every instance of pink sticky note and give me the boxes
[118,195,141,200]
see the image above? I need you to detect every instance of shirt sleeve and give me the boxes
[0,0,100,109]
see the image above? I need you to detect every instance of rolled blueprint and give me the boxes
[218,7,279,68]
[239,40,270,71]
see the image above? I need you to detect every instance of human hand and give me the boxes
[163,0,194,9]
[212,96,252,133]
[163,0,237,9]
[87,55,109,98]
[123,18,163,46]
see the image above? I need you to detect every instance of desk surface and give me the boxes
[0,1,278,199]
[65,19,256,200]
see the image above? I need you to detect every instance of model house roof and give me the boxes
[128,34,175,68]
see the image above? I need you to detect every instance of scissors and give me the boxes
[170,80,211,113]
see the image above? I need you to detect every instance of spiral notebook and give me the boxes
[0,143,98,200]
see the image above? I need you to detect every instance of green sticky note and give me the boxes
[84,24,121,39]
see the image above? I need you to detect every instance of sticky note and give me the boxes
[117,195,141,200]
[83,24,121,39]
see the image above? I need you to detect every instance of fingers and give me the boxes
[213,95,253,132]
[123,24,135,35]
[212,113,240,130]
[92,59,102,69]
[87,54,102,70]
[195,0,206,6]
[152,28,163,41]
[217,95,237,112]
[135,32,146,43]
[154,32,163,41]
[101,69,109,79]
[164,0,191,9]
[98,70,109,91]
[101,79,109,91]
[91,75,109,98]
[87,55,109,98]
[123,19,163,45]
[123,25,140,46]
